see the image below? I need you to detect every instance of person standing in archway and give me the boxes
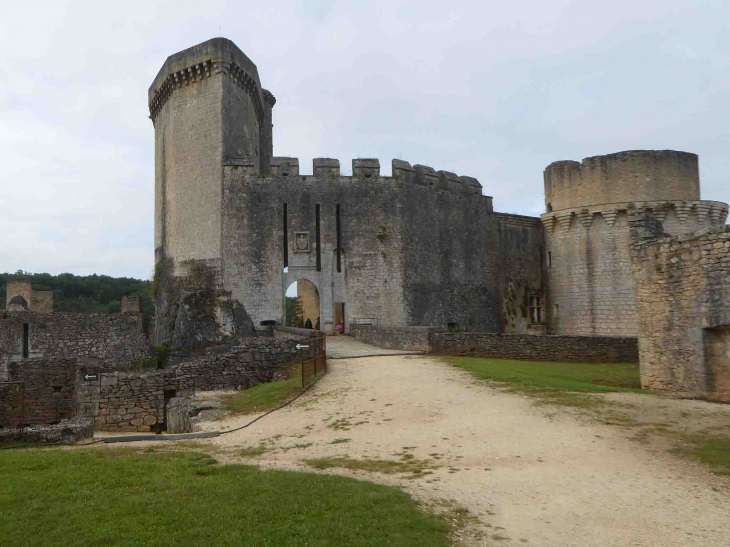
[305,318,313,329]
[315,317,320,331]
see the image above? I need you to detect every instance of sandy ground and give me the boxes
[102,337,730,546]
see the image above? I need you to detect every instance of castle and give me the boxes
[150,38,728,351]
[2,37,729,440]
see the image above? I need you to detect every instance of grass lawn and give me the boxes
[439,356,642,410]
[221,362,322,415]
[0,448,450,547]
[440,356,641,393]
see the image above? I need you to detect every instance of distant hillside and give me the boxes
[0,271,153,315]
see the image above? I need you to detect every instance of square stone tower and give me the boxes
[149,38,275,272]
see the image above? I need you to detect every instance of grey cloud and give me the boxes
[1,0,728,278]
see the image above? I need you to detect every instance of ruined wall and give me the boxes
[4,358,76,426]
[0,312,154,370]
[630,213,730,401]
[542,150,728,337]
[76,336,316,432]
[431,332,638,363]
[6,280,53,313]
[0,382,23,429]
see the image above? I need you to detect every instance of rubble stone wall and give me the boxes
[351,325,438,352]
[0,312,154,370]
[76,336,316,432]
[2,358,76,427]
[430,331,638,363]
[630,213,730,400]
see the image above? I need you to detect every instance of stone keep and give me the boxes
[541,150,728,337]
[150,38,545,345]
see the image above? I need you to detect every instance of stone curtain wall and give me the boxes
[351,325,438,352]
[2,358,76,427]
[0,312,154,370]
[222,157,543,333]
[77,336,316,432]
[630,213,730,401]
[430,332,638,363]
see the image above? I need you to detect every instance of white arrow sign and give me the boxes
[85,375,97,380]
[296,344,309,349]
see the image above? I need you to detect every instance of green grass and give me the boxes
[0,448,450,546]
[675,438,730,476]
[441,356,641,393]
[304,455,439,480]
[221,363,323,415]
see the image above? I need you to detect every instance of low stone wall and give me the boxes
[430,332,638,363]
[77,336,317,432]
[0,417,93,444]
[351,325,438,352]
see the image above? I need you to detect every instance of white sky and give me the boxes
[1,0,728,280]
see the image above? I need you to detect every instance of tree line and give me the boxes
[0,271,153,315]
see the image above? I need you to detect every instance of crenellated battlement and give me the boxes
[225,158,492,209]
[540,200,729,235]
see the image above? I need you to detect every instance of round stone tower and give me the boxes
[541,150,728,337]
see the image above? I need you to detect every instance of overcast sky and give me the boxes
[1,0,728,280]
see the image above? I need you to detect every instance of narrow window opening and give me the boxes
[315,204,321,272]
[529,296,544,324]
[553,304,559,318]
[22,323,29,359]
[336,204,342,273]
[283,203,288,268]
[547,251,552,268]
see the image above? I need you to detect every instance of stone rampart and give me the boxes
[630,213,730,400]
[351,325,438,352]
[430,332,638,363]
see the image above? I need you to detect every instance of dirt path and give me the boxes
[198,345,730,546]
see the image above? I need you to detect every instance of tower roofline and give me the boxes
[148,37,263,103]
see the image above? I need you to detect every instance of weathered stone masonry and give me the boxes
[630,212,730,401]
[151,38,546,346]
[0,311,154,371]
[430,332,639,363]
[75,334,320,432]
[542,150,728,338]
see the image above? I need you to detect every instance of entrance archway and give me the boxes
[284,279,320,330]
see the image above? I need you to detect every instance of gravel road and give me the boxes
[201,339,730,546]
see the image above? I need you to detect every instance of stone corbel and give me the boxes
[674,202,691,224]
[578,209,594,228]
[601,209,619,227]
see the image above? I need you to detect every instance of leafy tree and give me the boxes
[0,272,153,315]
[285,296,297,326]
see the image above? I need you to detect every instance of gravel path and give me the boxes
[201,344,730,546]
